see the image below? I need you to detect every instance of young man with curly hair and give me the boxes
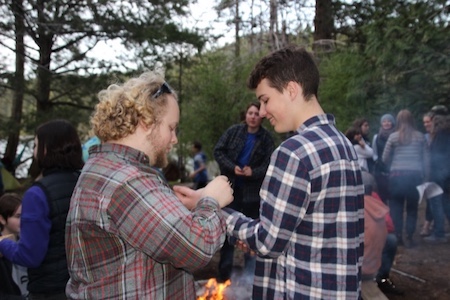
[65,72,233,299]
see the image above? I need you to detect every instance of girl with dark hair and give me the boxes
[0,193,28,299]
[0,119,83,300]
[345,126,374,173]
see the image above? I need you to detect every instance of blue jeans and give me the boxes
[389,172,422,240]
[428,193,450,238]
[377,233,398,279]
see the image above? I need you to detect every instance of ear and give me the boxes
[138,120,155,134]
[286,81,300,101]
[0,215,6,226]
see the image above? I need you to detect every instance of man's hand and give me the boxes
[173,185,201,210]
[235,240,256,255]
[242,166,253,177]
[234,166,245,176]
[0,234,14,242]
[201,175,234,208]
[0,234,15,258]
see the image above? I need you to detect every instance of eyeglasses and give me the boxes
[152,82,173,99]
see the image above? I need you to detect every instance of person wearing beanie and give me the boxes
[372,114,396,203]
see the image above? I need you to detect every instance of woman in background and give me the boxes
[372,114,396,204]
[345,126,374,172]
[382,110,428,248]
[0,119,83,300]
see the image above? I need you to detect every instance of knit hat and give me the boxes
[380,114,395,126]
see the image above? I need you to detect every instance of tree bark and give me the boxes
[314,0,334,41]
[3,0,25,174]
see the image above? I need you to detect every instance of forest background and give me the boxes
[0,0,449,181]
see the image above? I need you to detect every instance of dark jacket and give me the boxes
[28,169,80,294]
[214,124,275,203]
[430,129,450,193]
[0,253,24,299]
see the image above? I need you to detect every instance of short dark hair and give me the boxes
[35,119,84,170]
[246,101,260,111]
[193,141,202,151]
[0,193,21,231]
[247,46,319,101]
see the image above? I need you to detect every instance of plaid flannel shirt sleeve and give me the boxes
[225,144,310,256]
[109,174,226,272]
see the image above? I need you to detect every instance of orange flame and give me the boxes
[197,278,231,300]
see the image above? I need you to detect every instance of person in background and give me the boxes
[372,113,396,204]
[345,126,374,172]
[189,141,209,189]
[361,185,389,300]
[422,112,433,145]
[382,109,428,248]
[65,71,234,299]
[224,46,365,299]
[0,119,84,300]
[423,111,450,243]
[214,101,275,282]
[420,111,434,236]
[0,193,28,299]
[353,117,374,172]
[361,171,404,296]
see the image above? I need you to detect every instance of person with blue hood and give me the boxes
[372,113,396,204]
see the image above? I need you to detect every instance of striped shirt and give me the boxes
[223,114,365,299]
[65,143,226,299]
[382,130,428,174]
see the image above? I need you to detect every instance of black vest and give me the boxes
[27,169,80,294]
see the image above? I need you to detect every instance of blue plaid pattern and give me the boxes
[223,114,365,299]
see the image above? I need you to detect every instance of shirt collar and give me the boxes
[89,142,150,165]
[298,113,335,133]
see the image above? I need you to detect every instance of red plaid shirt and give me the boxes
[66,143,226,299]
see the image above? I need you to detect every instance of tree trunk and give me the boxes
[313,0,334,52]
[234,0,240,58]
[35,0,54,116]
[3,0,25,174]
[269,0,278,51]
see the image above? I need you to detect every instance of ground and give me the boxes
[193,200,450,299]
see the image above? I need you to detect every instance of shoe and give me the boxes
[420,225,431,236]
[423,235,448,243]
[377,278,405,295]
[404,238,417,248]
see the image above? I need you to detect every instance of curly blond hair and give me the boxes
[91,71,177,142]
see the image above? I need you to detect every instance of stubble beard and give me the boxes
[148,130,168,169]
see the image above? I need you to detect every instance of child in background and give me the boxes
[0,193,28,299]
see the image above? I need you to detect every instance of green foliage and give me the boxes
[178,50,267,159]
[320,0,450,134]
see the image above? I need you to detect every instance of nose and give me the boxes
[259,105,267,118]
[172,132,178,144]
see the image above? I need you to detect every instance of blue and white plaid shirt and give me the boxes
[223,114,365,299]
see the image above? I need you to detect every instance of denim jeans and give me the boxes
[389,172,422,240]
[377,233,398,279]
[428,193,450,238]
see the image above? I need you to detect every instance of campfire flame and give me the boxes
[197,278,231,300]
